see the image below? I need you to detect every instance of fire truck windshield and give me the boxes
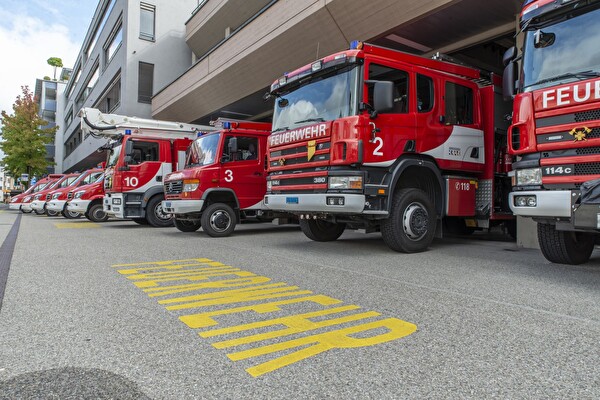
[186,133,220,167]
[522,5,600,89]
[106,144,122,168]
[272,65,359,132]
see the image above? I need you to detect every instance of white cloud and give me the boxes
[0,9,80,117]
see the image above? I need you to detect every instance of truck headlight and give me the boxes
[52,193,60,199]
[74,191,85,199]
[515,168,542,186]
[266,180,272,191]
[34,194,41,200]
[183,179,199,192]
[328,176,363,190]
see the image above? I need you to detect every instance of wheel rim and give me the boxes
[209,210,231,233]
[92,208,105,220]
[67,211,79,218]
[154,203,171,221]
[402,202,429,241]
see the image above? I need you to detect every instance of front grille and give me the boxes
[575,162,600,175]
[164,180,183,195]
[576,146,600,155]
[575,109,600,122]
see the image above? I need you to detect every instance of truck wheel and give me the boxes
[537,223,595,265]
[33,208,45,215]
[86,203,109,222]
[61,209,81,219]
[47,209,60,217]
[174,218,201,232]
[145,196,174,227]
[21,208,32,214]
[201,203,236,237]
[299,219,346,242]
[381,188,436,253]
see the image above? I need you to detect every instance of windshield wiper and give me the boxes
[534,70,600,86]
[294,118,325,124]
[272,126,289,133]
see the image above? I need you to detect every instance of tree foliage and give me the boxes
[47,57,63,80]
[0,86,57,184]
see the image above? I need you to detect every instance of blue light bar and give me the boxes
[223,121,231,129]
[349,40,360,50]
[125,129,132,135]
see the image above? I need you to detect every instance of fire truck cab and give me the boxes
[161,119,278,237]
[264,41,514,253]
[79,108,213,227]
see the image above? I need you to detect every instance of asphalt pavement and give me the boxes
[1,209,599,399]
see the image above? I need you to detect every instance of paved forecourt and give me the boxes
[0,211,599,399]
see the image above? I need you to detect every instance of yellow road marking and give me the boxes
[113,258,417,377]
[54,222,100,229]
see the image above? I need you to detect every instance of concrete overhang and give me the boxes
[153,0,521,123]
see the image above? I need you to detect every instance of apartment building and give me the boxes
[58,0,197,173]
[153,0,522,125]
[35,71,70,174]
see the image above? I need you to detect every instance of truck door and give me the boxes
[220,135,264,209]
[362,62,416,167]
[120,138,164,193]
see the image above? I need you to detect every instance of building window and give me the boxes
[65,111,73,127]
[85,0,115,61]
[96,74,121,114]
[104,22,122,67]
[138,62,154,103]
[140,3,156,41]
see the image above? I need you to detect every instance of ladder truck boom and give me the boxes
[79,107,214,139]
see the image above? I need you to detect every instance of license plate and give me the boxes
[542,165,574,176]
[286,197,299,204]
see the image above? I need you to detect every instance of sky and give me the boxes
[0,0,99,117]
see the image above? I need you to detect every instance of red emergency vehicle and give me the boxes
[503,0,600,264]
[47,168,104,218]
[79,108,213,227]
[9,175,61,212]
[162,119,278,236]
[31,174,80,216]
[66,174,108,222]
[264,41,514,252]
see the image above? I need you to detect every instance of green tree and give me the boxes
[47,57,63,80]
[0,86,57,187]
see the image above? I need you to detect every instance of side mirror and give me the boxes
[373,81,394,115]
[502,47,518,101]
[502,46,517,67]
[228,137,238,153]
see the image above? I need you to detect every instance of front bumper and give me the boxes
[8,203,21,211]
[263,193,366,213]
[30,200,46,211]
[47,200,67,212]
[103,193,125,219]
[162,199,204,215]
[20,203,33,212]
[508,190,573,218]
[67,199,91,213]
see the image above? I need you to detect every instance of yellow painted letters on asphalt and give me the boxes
[179,294,342,329]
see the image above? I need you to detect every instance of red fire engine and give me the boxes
[47,168,104,219]
[79,108,213,227]
[65,173,108,222]
[503,0,600,264]
[264,41,514,253]
[162,119,280,236]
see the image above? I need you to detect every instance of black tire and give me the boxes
[47,209,60,217]
[145,195,174,227]
[62,208,81,219]
[380,188,436,253]
[21,208,32,214]
[132,218,149,225]
[33,208,45,215]
[174,218,201,232]
[86,203,109,222]
[299,219,346,242]
[201,203,236,237]
[537,223,595,265]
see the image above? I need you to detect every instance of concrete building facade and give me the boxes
[58,0,198,173]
